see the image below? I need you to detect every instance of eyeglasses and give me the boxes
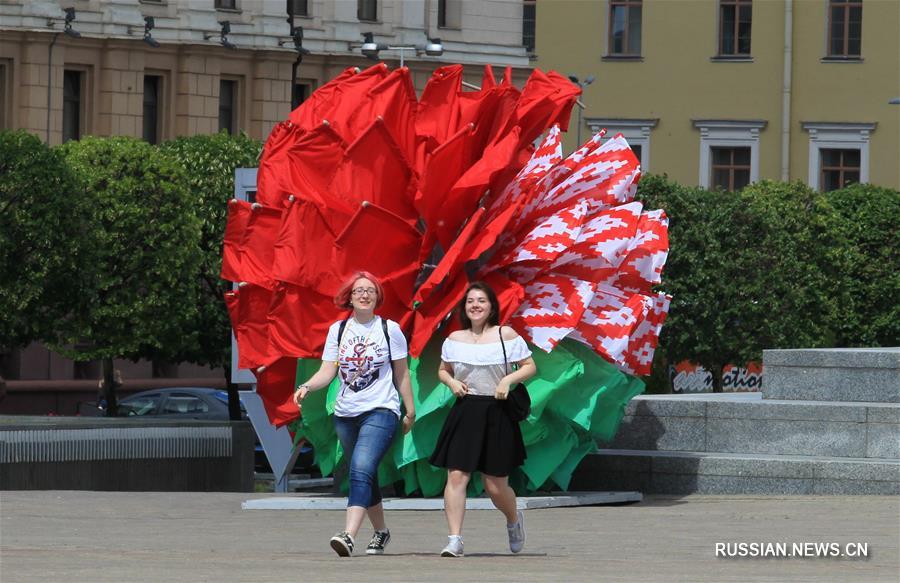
[351,287,377,297]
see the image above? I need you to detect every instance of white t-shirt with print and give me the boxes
[322,316,408,418]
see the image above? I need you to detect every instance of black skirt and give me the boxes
[429,395,526,477]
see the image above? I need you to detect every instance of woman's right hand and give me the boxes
[449,379,469,398]
[293,385,310,408]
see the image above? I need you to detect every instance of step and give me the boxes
[603,394,899,459]
[763,347,900,403]
[571,450,900,495]
[241,491,643,510]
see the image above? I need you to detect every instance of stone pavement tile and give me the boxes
[0,491,897,582]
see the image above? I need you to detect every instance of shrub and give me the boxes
[825,183,900,346]
[0,130,95,351]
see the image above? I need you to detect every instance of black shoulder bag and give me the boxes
[499,326,531,422]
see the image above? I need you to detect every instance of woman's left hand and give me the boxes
[494,380,511,400]
[402,413,415,434]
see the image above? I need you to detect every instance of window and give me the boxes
[292,83,309,110]
[0,61,8,129]
[358,0,377,21]
[162,393,210,415]
[219,79,236,134]
[523,0,536,53]
[439,0,462,29]
[827,0,862,58]
[801,122,874,190]
[289,0,308,17]
[215,0,237,9]
[120,394,161,416]
[820,149,860,191]
[62,70,83,143]
[142,75,161,145]
[710,147,751,191]
[630,144,642,164]
[693,119,766,189]
[584,118,657,170]
[608,0,642,56]
[719,0,751,56]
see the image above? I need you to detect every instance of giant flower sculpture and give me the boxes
[222,63,670,495]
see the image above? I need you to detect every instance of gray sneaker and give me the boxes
[441,535,464,557]
[507,510,525,553]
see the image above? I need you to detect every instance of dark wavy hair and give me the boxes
[334,271,385,310]
[457,281,500,329]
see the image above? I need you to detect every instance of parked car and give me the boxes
[82,388,314,473]
[116,387,242,420]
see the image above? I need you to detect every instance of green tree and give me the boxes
[159,131,262,419]
[58,136,202,415]
[637,176,845,391]
[0,130,95,353]
[825,184,900,346]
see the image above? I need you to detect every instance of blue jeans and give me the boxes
[333,408,399,508]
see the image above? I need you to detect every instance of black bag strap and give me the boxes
[382,317,393,362]
[498,325,511,374]
[336,317,350,349]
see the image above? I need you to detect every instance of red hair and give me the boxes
[334,271,385,310]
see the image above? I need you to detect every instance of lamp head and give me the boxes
[361,31,381,59]
[424,37,443,56]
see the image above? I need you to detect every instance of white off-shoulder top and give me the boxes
[440,336,532,396]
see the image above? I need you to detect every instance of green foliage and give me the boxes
[824,184,900,346]
[0,130,96,350]
[56,136,202,362]
[159,131,262,368]
[637,176,848,390]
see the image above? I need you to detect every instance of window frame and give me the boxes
[214,0,238,11]
[693,119,766,189]
[717,0,752,57]
[142,73,162,145]
[522,0,536,54]
[801,122,875,191]
[218,78,238,135]
[607,0,643,57]
[62,68,85,143]
[0,59,10,130]
[819,148,861,191]
[710,146,752,191]
[826,0,863,59]
[289,0,309,17]
[358,0,378,22]
[584,117,657,170]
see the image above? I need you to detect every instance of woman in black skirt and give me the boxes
[429,281,537,557]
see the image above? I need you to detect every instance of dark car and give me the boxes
[116,387,242,420]
[101,388,313,474]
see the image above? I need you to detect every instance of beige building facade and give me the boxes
[0,0,531,145]
[0,0,532,403]
[534,0,899,191]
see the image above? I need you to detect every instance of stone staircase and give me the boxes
[571,348,899,495]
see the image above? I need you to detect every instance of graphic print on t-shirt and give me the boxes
[340,333,386,393]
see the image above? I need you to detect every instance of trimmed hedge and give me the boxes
[0,131,95,351]
[637,175,899,392]
[159,132,262,370]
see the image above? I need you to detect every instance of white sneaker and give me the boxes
[441,535,464,557]
[507,510,525,553]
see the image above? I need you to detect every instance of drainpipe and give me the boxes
[46,33,59,143]
[781,0,793,181]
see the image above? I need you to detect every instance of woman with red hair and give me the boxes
[294,271,415,557]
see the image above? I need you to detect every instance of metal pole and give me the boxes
[576,106,582,147]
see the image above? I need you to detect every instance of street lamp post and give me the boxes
[567,74,595,146]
